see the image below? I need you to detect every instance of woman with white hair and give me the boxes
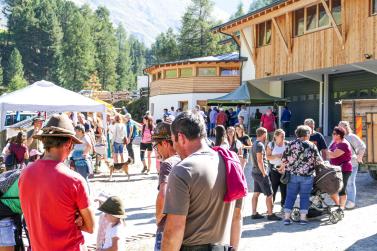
[338,121,366,209]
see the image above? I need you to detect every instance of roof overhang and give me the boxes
[249,60,377,84]
[212,0,320,34]
[144,57,248,74]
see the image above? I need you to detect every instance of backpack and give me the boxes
[212,146,248,203]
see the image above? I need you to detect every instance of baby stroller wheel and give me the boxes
[335,208,344,220]
[290,207,300,222]
[329,212,339,224]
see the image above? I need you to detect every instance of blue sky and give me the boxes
[212,0,253,21]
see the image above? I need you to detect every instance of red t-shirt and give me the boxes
[329,141,353,172]
[9,143,27,164]
[216,112,228,126]
[19,160,90,251]
[261,114,276,132]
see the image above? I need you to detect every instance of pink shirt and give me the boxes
[261,114,276,132]
[142,126,152,143]
[329,141,353,172]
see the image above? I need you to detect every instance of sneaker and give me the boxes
[283,219,292,225]
[251,213,264,219]
[141,166,147,173]
[267,213,282,221]
[299,220,309,225]
[345,201,356,210]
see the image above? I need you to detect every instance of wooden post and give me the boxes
[240,28,256,65]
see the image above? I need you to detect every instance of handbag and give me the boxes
[280,171,290,184]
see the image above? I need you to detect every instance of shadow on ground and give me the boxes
[345,233,377,251]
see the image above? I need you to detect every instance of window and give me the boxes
[294,8,305,36]
[198,67,217,77]
[220,67,240,76]
[372,0,377,15]
[180,68,193,78]
[165,69,177,79]
[257,20,272,47]
[294,0,341,36]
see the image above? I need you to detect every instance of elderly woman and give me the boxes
[280,125,323,225]
[328,126,353,210]
[338,121,366,209]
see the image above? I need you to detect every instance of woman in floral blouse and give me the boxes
[279,125,323,225]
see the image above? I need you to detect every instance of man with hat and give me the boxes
[19,114,95,251]
[152,122,180,251]
[27,116,45,154]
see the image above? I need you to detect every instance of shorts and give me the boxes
[113,142,124,154]
[140,142,153,152]
[210,123,216,130]
[339,171,352,196]
[0,217,16,247]
[252,172,273,197]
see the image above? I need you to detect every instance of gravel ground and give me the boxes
[86,145,377,250]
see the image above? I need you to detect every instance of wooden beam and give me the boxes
[221,0,317,34]
[285,12,293,53]
[320,0,344,48]
[341,0,346,43]
[272,17,289,55]
[240,29,256,65]
[231,34,241,46]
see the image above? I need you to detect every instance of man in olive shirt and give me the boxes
[27,116,45,154]
[162,112,235,251]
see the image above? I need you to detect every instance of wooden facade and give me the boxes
[146,62,241,97]
[216,0,377,79]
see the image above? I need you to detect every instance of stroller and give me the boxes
[291,162,344,224]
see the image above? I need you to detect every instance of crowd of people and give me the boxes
[0,103,367,251]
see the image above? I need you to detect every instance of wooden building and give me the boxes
[144,52,245,119]
[213,0,377,136]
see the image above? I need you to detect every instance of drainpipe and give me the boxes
[142,69,150,111]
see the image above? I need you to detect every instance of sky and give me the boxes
[215,0,253,19]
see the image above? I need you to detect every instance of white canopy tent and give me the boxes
[0,80,106,130]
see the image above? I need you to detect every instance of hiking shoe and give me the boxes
[267,213,282,221]
[283,219,292,225]
[251,213,264,219]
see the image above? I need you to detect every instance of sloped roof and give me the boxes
[212,0,288,33]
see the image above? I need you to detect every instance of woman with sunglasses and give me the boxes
[328,126,353,211]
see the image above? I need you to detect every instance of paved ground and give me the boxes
[86,146,377,250]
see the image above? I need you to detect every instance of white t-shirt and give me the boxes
[102,223,126,249]
[268,141,286,166]
[113,123,126,144]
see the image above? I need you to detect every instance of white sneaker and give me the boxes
[346,201,356,209]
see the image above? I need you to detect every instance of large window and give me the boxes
[372,0,377,15]
[257,20,272,47]
[165,69,177,79]
[294,0,341,37]
[220,67,240,76]
[198,67,216,77]
[180,68,193,77]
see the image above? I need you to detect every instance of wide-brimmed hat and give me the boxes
[33,114,82,144]
[152,122,172,141]
[98,196,126,219]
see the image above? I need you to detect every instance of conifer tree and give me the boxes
[115,24,134,91]
[7,48,27,91]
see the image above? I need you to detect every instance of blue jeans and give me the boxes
[154,230,163,251]
[0,218,16,246]
[347,163,358,203]
[284,175,313,214]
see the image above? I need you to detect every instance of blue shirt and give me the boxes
[281,108,292,122]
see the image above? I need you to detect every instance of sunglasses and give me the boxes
[152,142,160,150]
[332,132,338,136]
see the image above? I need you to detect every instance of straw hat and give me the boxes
[33,114,82,144]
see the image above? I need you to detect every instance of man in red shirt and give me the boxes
[260,108,276,141]
[216,108,228,127]
[19,114,95,251]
